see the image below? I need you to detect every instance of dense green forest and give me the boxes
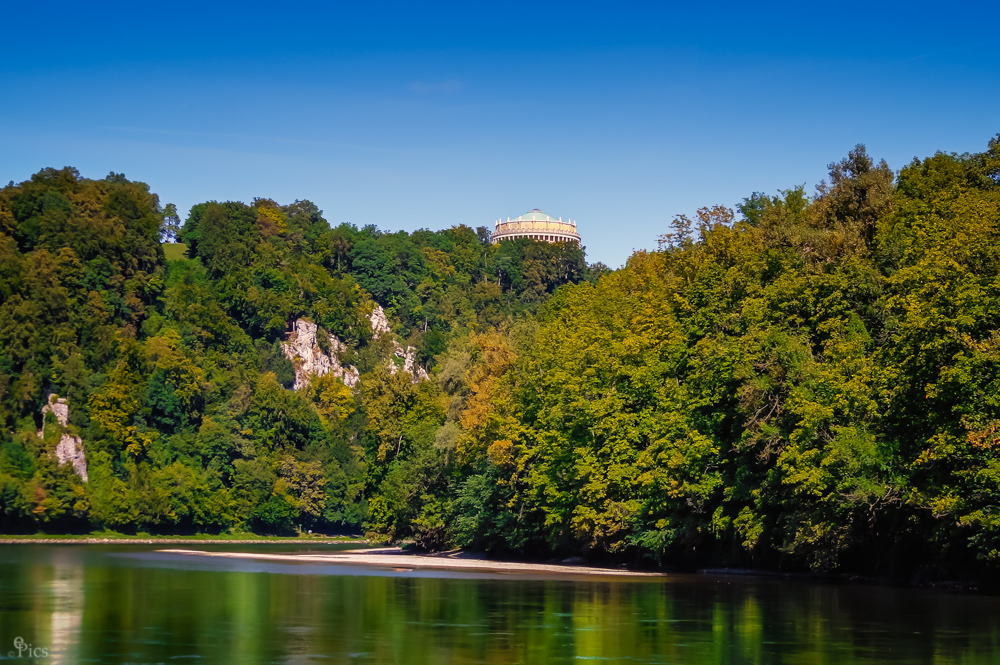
[2,136,1000,579]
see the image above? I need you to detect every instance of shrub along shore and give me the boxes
[4,137,1000,583]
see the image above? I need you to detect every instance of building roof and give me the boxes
[510,209,561,223]
[492,208,581,244]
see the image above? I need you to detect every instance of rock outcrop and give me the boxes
[281,319,360,390]
[369,305,392,340]
[370,305,429,383]
[41,394,88,482]
[281,309,429,390]
[389,343,430,383]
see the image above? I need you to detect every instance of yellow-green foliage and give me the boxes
[163,243,188,261]
[7,139,1000,579]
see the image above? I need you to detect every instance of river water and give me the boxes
[0,544,998,664]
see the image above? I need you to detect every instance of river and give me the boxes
[0,544,997,663]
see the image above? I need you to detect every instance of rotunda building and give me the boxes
[491,209,581,245]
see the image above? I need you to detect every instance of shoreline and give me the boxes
[0,537,365,545]
[2,540,985,590]
[160,547,666,578]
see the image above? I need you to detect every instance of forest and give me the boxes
[1,135,1000,580]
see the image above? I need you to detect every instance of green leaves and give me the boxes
[7,136,1000,578]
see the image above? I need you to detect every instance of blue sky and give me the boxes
[2,1,998,267]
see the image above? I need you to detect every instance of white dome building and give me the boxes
[491,209,581,245]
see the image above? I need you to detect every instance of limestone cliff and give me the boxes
[369,305,392,340]
[369,305,429,383]
[389,342,430,383]
[282,308,429,391]
[41,394,88,482]
[281,319,360,390]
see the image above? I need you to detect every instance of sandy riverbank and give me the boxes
[160,547,665,578]
[0,538,363,545]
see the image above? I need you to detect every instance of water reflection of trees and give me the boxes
[4,549,1000,663]
[47,548,83,665]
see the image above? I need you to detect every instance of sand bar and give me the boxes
[0,538,361,545]
[159,547,665,577]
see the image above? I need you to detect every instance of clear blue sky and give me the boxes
[2,1,998,267]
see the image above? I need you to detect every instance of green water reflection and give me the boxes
[0,545,998,664]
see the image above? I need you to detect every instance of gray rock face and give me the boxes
[41,394,88,482]
[282,309,428,390]
[281,319,360,390]
[42,395,70,427]
[55,435,88,483]
[371,305,429,383]
[369,305,392,340]
[388,342,430,383]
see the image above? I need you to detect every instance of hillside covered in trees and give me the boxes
[2,136,1000,580]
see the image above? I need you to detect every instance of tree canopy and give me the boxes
[3,137,1000,582]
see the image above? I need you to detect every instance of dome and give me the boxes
[491,209,581,246]
[510,209,560,223]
